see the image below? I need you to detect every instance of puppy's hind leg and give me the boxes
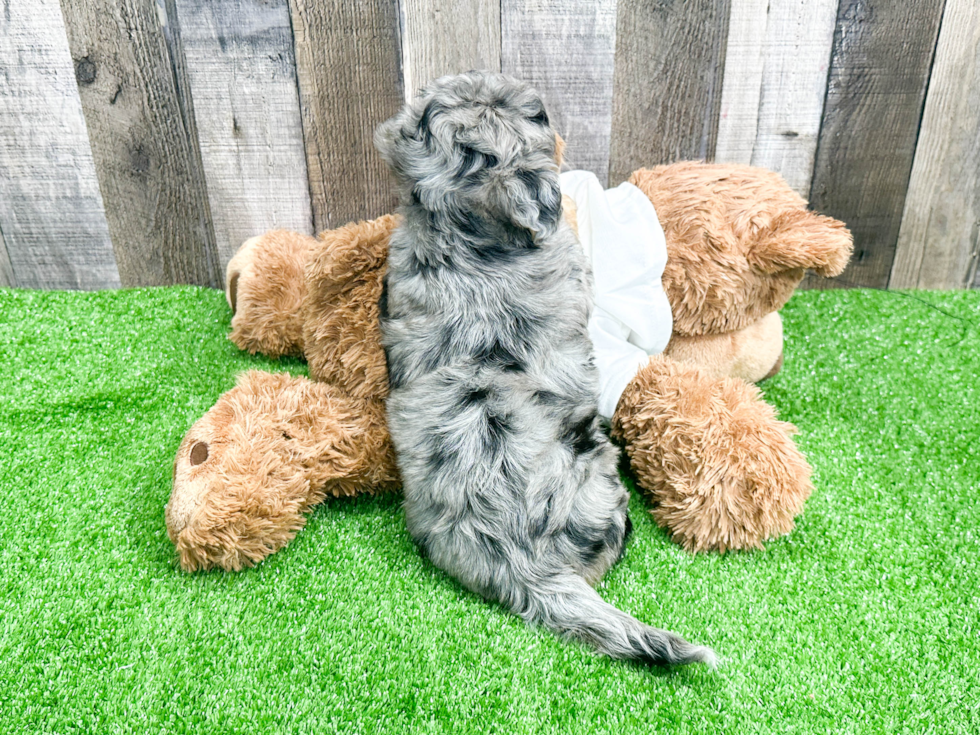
[569,495,633,587]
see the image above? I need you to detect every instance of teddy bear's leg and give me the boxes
[612,355,812,553]
[664,311,784,383]
[225,230,317,356]
[166,370,399,572]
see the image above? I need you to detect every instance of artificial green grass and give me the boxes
[0,285,978,734]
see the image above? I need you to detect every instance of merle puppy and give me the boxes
[375,71,715,668]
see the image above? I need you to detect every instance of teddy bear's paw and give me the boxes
[225,230,316,357]
[612,356,812,553]
[166,371,400,572]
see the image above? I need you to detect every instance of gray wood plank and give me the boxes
[608,0,731,186]
[0,0,119,290]
[502,0,617,182]
[0,226,14,288]
[288,0,403,231]
[890,0,980,290]
[715,0,767,165]
[60,0,221,287]
[806,0,946,290]
[401,0,501,101]
[716,0,838,196]
[173,0,314,270]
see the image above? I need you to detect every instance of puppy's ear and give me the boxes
[486,167,562,239]
[375,112,432,182]
[374,116,405,171]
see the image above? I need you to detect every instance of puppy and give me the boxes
[375,71,715,667]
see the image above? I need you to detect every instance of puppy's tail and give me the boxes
[513,568,717,668]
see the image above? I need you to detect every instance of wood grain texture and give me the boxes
[0,0,119,290]
[890,0,980,290]
[502,0,617,182]
[0,226,15,288]
[401,0,501,101]
[716,0,838,196]
[173,0,314,269]
[609,0,731,186]
[60,0,221,287]
[806,0,946,290]
[715,0,767,165]
[976,245,980,290]
[288,0,403,232]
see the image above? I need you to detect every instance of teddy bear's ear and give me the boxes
[747,210,853,277]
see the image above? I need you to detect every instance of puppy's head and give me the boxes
[375,71,562,240]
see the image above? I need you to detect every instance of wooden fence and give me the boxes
[1,0,977,291]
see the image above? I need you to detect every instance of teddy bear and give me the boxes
[165,161,852,572]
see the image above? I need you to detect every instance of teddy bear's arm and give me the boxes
[219,215,398,399]
[306,214,399,300]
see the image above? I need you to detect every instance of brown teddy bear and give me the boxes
[165,161,851,572]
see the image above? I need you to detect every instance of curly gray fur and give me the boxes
[375,71,715,668]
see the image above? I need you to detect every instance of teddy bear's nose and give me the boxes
[189,441,209,466]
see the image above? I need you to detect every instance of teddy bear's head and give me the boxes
[631,162,853,337]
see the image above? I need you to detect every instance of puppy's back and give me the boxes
[377,71,715,669]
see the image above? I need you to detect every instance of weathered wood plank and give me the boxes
[890,0,980,290]
[715,0,767,165]
[173,0,314,269]
[806,0,946,290]
[401,0,501,101]
[60,0,221,287]
[0,0,119,290]
[0,226,15,288]
[288,0,403,231]
[502,0,617,182]
[716,0,838,196]
[609,0,731,186]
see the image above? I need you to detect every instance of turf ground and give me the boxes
[0,286,978,734]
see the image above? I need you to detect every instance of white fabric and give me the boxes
[560,170,672,420]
